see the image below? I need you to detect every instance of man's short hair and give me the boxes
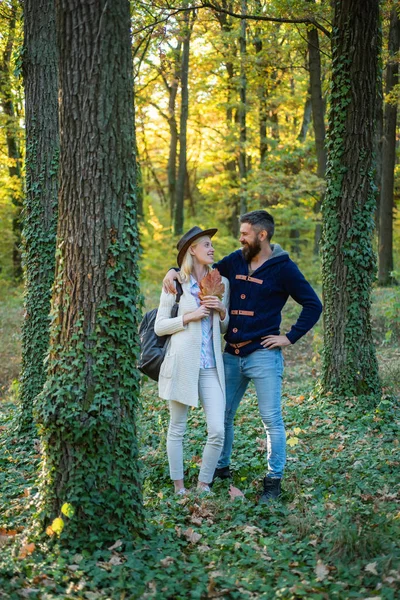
[240,210,275,241]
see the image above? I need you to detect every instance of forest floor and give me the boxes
[0,283,399,599]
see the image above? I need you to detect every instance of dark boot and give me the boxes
[258,477,282,504]
[212,466,232,484]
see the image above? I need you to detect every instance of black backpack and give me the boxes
[138,282,183,381]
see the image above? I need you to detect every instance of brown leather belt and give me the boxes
[231,310,254,316]
[228,340,253,349]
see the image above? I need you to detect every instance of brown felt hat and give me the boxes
[176,226,218,267]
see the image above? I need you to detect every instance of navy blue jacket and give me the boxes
[215,244,322,356]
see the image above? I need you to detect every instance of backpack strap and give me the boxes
[175,280,183,303]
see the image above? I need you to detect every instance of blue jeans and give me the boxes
[217,349,285,478]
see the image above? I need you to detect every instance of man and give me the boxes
[164,210,322,503]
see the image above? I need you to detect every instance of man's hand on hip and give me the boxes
[261,335,291,349]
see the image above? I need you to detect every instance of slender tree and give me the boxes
[35,0,143,540]
[238,0,247,215]
[378,5,399,285]
[307,0,327,254]
[19,0,58,432]
[321,0,380,398]
[0,0,23,279]
[175,2,195,235]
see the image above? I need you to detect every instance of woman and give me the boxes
[154,226,229,495]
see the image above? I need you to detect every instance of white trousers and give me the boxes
[167,368,225,484]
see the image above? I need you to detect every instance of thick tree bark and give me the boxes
[35,0,143,540]
[19,0,58,432]
[174,3,193,235]
[0,1,23,279]
[378,6,399,285]
[321,0,380,398]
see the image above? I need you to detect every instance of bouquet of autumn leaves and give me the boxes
[199,268,225,299]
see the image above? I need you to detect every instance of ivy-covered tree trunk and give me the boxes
[19,0,58,432]
[35,0,143,541]
[321,0,380,398]
[378,6,399,285]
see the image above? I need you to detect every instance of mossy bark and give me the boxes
[35,0,143,541]
[19,0,58,432]
[321,0,381,398]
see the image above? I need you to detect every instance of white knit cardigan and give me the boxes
[154,275,230,407]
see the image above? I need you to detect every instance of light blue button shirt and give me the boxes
[190,275,216,369]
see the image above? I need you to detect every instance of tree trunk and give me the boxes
[215,3,239,236]
[253,1,268,165]
[35,0,143,541]
[238,0,247,215]
[19,0,58,432]
[297,86,312,142]
[321,0,380,399]
[174,3,193,236]
[307,2,327,254]
[0,1,23,280]
[378,6,399,285]
[167,42,181,220]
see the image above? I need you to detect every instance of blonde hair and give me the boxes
[180,235,213,282]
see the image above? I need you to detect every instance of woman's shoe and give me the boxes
[175,488,187,496]
[196,484,213,496]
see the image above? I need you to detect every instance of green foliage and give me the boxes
[17,131,58,433]
[1,317,399,597]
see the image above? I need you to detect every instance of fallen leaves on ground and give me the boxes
[183,527,202,544]
[19,542,35,559]
[228,485,244,500]
[315,560,329,581]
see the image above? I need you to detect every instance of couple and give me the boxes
[155,210,322,502]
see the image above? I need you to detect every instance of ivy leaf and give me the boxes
[61,503,75,518]
[50,517,64,536]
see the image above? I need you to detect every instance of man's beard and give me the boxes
[242,238,261,262]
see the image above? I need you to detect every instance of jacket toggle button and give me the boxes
[234,349,240,355]
[241,294,246,299]
[233,327,238,333]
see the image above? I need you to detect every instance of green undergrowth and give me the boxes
[0,286,399,598]
[1,378,399,598]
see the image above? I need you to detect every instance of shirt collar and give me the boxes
[190,274,199,288]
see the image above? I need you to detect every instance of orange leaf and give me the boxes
[19,542,35,559]
[0,528,18,537]
[199,269,225,299]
